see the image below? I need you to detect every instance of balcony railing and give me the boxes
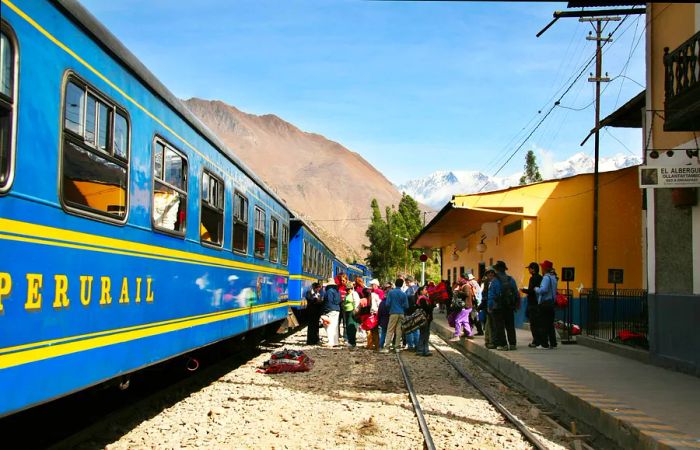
[663,30,700,131]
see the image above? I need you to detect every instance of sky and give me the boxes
[79,0,647,185]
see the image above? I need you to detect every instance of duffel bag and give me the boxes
[401,309,427,334]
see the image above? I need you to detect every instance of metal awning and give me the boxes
[409,202,537,250]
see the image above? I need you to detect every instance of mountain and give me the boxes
[184,98,405,261]
[399,152,642,209]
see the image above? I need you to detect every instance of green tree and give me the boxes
[519,149,543,185]
[365,194,425,281]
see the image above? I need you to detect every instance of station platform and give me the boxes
[430,312,700,450]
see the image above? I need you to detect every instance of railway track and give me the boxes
[396,334,562,450]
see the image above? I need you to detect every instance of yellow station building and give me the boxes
[411,166,643,291]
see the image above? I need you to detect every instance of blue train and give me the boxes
[287,219,333,308]
[0,0,319,418]
[0,0,373,418]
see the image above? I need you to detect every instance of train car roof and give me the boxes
[290,218,334,255]
[55,0,291,214]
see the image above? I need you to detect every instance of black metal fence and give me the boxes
[578,288,649,349]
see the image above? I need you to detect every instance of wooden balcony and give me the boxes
[664,31,700,131]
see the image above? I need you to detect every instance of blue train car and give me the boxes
[346,264,363,284]
[354,263,374,285]
[288,219,332,309]
[0,0,293,417]
[332,256,349,279]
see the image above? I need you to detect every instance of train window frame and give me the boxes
[281,223,289,266]
[269,216,279,263]
[59,72,130,224]
[232,190,249,255]
[0,21,19,194]
[200,169,224,248]
[302,240,307,272]
[253,205,266,259]
[151,136,188,237]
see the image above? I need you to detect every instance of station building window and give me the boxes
[269,216,279,263]
[281,224,289,265]
[232,191,248,254]
[200,170,224,246]
[61,75,129,221]
[0,23,18,193]
[152,138,187,235]
[254,206,266,259]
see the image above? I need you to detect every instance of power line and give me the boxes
[476,15,631,193]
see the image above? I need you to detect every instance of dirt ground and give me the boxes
[104,326,569,449]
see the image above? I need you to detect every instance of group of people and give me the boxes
[442,259,559,350]
[305,274,436,356]
[304,259,560,354]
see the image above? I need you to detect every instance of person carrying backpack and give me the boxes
[451,277,474,341]
[487,260,519,351]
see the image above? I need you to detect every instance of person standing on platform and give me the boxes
[535,260,559,349]
[481,267,496,348]
[415,285,434,357]
[451,277,474,341]
[488,261,519,351]
[522,262,543,348]
[305,282,323,345]
[321,278,341,347]
[467,273,484,335]
[381,278,408,353]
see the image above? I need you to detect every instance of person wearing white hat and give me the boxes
[321,277,341,347]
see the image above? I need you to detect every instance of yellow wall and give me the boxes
[444,167,643,289]
[649,3,698,149]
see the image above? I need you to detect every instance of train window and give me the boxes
[281,224,289,265]
[61,76,129,221]
[200,170,224,246]
[269,217,279,262]
[312,247,317,274]
[152,138,187,235]
[232,191,248,254]
[0,24,18,192]
[254,206,266,259]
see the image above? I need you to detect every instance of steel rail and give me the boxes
[431,337,549,450]
[395,352,436,450]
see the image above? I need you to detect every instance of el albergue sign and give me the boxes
[639,166,700,188]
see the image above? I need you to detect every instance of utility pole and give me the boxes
[583,15,618,292]
[537,7,642,291]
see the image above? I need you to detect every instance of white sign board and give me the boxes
[639,166,700,188]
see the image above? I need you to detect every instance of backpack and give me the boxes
[495,273,517,310]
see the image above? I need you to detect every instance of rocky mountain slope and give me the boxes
[399,152,641,209]
[184,98,404,261]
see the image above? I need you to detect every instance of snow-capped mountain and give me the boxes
[398,152,641,209]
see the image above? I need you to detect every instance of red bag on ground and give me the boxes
[555,293,568,308]
[259,349,314,374]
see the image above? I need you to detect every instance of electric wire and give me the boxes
[476,15,631,193]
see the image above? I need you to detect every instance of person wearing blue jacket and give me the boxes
[381,278,408,352]
[487,261,519,351]
[535,260,558,349]
[322,278,342,347]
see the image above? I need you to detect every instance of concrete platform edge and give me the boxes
[575,335,651,365]
[431,321,682,450]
